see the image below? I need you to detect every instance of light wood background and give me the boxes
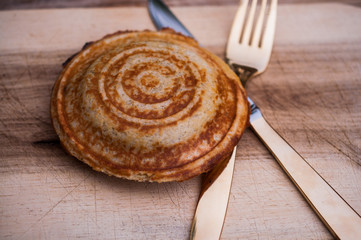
[1,1,360,239]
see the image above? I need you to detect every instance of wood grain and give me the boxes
[0,3,360,239]
[1,0,361,10]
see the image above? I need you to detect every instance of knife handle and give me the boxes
[190,149,236,240]
[251,116,361,240]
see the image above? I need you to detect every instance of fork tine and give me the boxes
[261,0,277,49]
[228,0,248,46]
[226,0,277,74]
[251,0,267,47]
[242,0,257,44]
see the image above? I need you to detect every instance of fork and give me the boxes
[226,1,361,239]
[227,0,276,86]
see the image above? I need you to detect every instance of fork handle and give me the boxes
[250,116,361,240]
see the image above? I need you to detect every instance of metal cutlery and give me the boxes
[148,0,361,239]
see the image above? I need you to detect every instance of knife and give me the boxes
[148,1,238,239]
[147,1,361,239]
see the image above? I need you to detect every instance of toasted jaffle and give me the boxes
[51,29,249,182]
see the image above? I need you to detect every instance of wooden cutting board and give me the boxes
[1,3,360,239]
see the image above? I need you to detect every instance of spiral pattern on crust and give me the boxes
[51,30,249,182]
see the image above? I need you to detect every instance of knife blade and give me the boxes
[148,0,194,39]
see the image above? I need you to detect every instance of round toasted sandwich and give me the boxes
[51,29,249,182]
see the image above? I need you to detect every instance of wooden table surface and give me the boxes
[1,0,361,239]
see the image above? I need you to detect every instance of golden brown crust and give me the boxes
[51,29,249,182]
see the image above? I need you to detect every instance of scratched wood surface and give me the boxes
[2,0,361,10]
[0,2,361,240]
